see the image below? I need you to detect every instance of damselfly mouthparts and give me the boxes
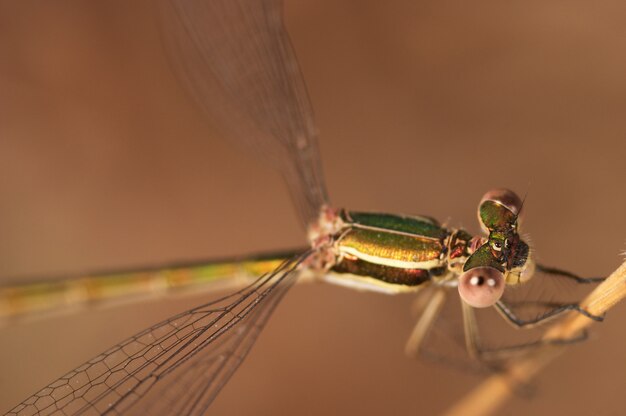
[1,0,620,416]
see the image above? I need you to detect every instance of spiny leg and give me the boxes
[406,289,494,373]
[461,301,518,381]
[460,301,587,397]
[404,289,540,363]
[495,299,604,330]
[462,301,589,363]
[404,288,446,359]
[460,299,480,360]
[536,264,605,284]
[493,264,606,329]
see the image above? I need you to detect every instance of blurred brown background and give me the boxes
[1,1,625,415]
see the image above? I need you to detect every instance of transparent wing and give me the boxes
[415,266,604,371]
[159,0,328,227]
[7,252,312,416]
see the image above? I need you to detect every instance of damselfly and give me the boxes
[2,0,620,416]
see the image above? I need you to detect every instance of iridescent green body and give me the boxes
[0,255,287,322]
[330,210,473,291]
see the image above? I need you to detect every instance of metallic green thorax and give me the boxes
[331,211,472,288]
[347,212,447,239]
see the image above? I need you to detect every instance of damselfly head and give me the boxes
[463,232,534,287]
[458,266,505,308]
[462,188,535,290]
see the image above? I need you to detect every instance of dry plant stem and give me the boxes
[443,259,626,416]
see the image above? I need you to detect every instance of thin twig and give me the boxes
[443,259,626,416]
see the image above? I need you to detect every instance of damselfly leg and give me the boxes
[495,265,606,329]
[405,265,606,370]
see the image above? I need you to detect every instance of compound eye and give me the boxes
[478,188,524,233]
[480,188,523,217]
[458,267,505,308]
